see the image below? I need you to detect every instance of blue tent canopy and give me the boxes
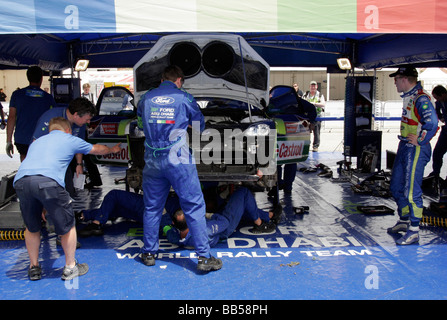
[2,32,447,71]
[1,0,447,71]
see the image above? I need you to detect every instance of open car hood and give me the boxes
[133,33,270,108]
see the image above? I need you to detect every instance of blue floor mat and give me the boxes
[1,152,447,301]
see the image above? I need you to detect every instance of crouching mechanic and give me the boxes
[163,187,282,248]
[387,65,438,245]
[13,117,121,281]
[137,65,221,272]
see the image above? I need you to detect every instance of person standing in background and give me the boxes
[387,65,438,245]
[6,66,56,161]
[81,83,95,105]
[303,80,325,152]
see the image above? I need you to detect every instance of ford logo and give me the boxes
[152,96,175,105]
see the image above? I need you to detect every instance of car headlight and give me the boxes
[245,124,271,136]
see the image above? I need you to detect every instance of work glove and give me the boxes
[162,225,173,236]
[6,142,13,158]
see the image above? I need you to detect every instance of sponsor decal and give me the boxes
[100,123,119,135]
[151,96,175,105]
[277,140,304,161]
[116,226,371,261]
[96,143,129,163]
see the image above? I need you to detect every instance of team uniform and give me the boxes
[390,82,438,234]
[137,80,211,259]
[81,190,179,226]
[33,106,86,140]
[166,187,272,247]
[9,85,56,152]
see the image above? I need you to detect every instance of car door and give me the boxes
[87,86,135,166]
[268,85,314,164]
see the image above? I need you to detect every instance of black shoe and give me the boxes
[271,204,282,224]
[141,253,156,266]
[249,221,276,234]
[78,223,104,237]
[61,261,89,281]
[28,264,42,281]
[197,256,222,272]
[74,211,84,224]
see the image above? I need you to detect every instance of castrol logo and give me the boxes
[96,143,129,164]
[277,140,304,160]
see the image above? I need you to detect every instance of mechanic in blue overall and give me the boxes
[387,65,438,245]
[32,97,96,196]
[428,85,447,183]
[137,65,222,272]
[76,190,180,237]
[6,66,57,161]
[164,186,281,248]
[13,117,121,281]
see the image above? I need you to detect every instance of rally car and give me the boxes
[87,33,313,191]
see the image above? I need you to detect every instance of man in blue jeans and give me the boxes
[14,117,121,281]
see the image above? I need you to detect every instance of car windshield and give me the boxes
[98,87,134,116]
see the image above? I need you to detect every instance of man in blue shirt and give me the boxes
[32,97,96,196]
[14,117,121,281]
[6,66,56,161]
[137,65,222,272]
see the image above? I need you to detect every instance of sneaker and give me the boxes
[61,261,89,281]
[387,220,409,234]
[28,264,42,281]
[141,253,156,266]
[249,221,276,234]
[312,148,318,152]
[396,230,419,245]
[197,256,222,272]
[78,223,104,237]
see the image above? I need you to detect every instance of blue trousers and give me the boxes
[390,141,431,226]
[277,163,297,192]
[218,187,270,239]
[82,190,144,225]
[142,152,210,258]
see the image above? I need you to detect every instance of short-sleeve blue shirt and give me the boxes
[9,85,56,144]
[14,130,93,188]
[32,107,86,140]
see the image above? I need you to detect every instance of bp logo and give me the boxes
[152,96,175,105]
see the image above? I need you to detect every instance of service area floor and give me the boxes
[1,128,447,301]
